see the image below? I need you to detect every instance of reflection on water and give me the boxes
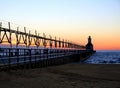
[84,50,120,64]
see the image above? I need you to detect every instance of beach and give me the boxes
[0,63,120,88]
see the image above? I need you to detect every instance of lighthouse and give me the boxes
[86,36,93,51]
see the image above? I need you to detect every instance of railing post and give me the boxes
[35,49,36,67]
[8,48,11,69]
[39,49,42,67]
[29,49,31,68]
[16,48,19,67]
[24,49,26,68]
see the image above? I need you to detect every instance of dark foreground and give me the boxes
[0,64,120,88]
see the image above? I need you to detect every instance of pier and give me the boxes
[0,20,95,70]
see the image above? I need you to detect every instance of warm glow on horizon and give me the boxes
[1,33,120,50]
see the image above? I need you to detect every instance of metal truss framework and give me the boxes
[0,22,85,49]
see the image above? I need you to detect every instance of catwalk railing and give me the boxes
[0,20,85,49]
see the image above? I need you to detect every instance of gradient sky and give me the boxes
[0,0,120,50]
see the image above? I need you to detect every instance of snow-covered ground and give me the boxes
[84,50,120,64]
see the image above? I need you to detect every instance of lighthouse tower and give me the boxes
[86,36,93,51]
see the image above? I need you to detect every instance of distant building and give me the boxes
[86,36,93,50]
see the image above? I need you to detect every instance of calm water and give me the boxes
[84,50,120,64]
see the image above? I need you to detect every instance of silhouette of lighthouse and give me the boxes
[86,36,93,51]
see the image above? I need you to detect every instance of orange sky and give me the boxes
[1,31,120,50]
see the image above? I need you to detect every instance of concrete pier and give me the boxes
[0,48,95,70]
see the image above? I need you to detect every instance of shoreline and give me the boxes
[0,63,120,88]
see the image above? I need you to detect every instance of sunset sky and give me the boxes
[0,0,120,50]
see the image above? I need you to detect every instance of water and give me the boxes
[84,50,120,64]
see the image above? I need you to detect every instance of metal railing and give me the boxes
[0,48,88,66]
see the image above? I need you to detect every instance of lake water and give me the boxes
[84,50,120,64]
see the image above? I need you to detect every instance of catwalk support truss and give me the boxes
[0,21,85,49]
